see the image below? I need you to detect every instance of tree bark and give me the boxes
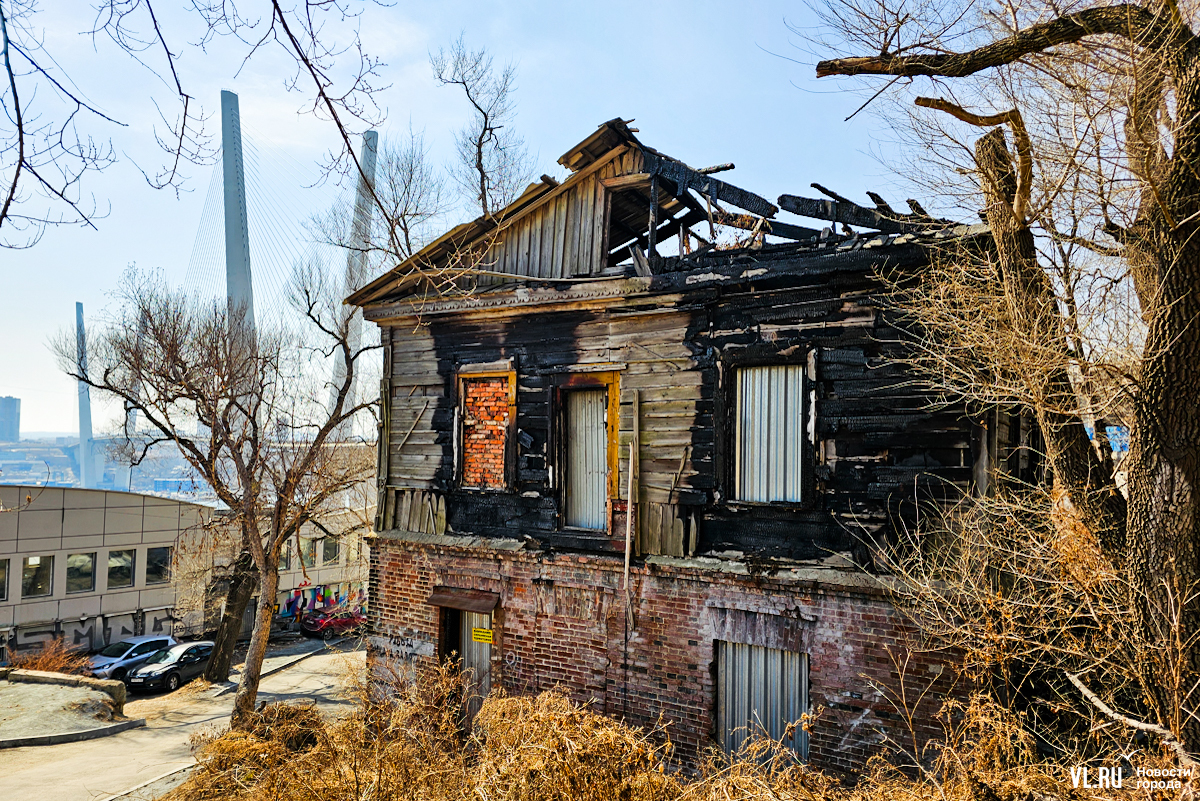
[1123,59,1200,744]
[231,554,279,729]
[204,549,258,683]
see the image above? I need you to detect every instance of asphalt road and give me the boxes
[0,648,365,801]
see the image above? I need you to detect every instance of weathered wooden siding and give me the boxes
[479,149,644,282]
[376,256,976,561]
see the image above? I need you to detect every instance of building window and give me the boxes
[145,546,173,585]
[322,537,340,566]
[715,641,809,759]
[564,388,609,529]
[300,539,316,569]
[458,371,515,490]
[108,550,135,589]
[281,540,291,571]
[21,555,53,598]
[0,558,7,601]
[67,552,96,594]
[735,365,806,503]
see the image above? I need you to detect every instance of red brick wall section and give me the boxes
[461,378,509,489]
[367,538,959,775]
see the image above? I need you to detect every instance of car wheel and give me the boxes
[322,628,335,642]
[166,673,180,692]
[112,669,127,683]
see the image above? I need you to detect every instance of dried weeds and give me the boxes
[7,637,92,676]
[164,653,1182,801]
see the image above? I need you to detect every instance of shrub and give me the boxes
[8,637,91,676]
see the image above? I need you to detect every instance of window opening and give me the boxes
[564,388,608,529]
[67,552,96,593]
[146,546,173,585]
[716,640,809,760]
[735,365,806,502]
[108,550,134,589]
[21,555,53,598]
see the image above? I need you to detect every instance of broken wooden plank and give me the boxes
[777,194,912,233]
[704,206,820,240]
[642,150,779,218]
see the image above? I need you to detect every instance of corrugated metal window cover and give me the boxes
[735,365,805,503]
[459,610,492,717]
[565,389,608,529]
[427,587,500,613]
[716,640,809,760]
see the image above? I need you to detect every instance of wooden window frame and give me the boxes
[455,367,518,492]
[549,370,621,532]
[715,347,817,511]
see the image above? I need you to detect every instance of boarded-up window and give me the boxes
[716,641,809,759]
[461,376,511,489]
[565,389,608,529]
[735,365,805,502]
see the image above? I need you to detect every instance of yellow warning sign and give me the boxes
[471,628,493,644]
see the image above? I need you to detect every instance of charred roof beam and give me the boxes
[779,186,952,234]
[779,194,913,234]
[641,150,779,218]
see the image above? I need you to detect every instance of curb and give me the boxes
[0,717,146,749]
[95,763,195,801]
[211,637,351,697]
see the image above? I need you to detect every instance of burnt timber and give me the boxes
[350,118,1007,770]
[351,119,994,563]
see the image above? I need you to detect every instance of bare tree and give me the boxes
[376,127,451,260]
[314,125,450,267]
[54,264,377,726]
[431,35,533,218]
[810,0,1200,755]
[0,0,385,248]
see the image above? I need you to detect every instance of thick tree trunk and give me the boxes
[204,549,258,683]
[1122,56,1200,748]
[1125,232,1200,747]
[231,556,279,729]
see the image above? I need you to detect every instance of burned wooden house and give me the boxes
[349,119,989,771]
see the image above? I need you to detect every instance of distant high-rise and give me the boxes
[0,396,19,441]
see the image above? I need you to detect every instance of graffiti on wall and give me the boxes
[144,609,177,635]
[279,582,365,617]
[64,617,102,651]
[103,613,137,644]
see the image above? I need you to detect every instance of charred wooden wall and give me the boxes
[376,253,978,560]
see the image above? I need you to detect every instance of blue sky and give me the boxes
[1,0,910,435]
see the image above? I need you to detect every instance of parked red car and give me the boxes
[300,608,366,640]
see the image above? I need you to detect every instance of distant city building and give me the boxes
[153,477,203,494]
[0,397,19,442]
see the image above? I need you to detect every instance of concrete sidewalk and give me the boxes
[207,634,351,696]
[0,680,143,748]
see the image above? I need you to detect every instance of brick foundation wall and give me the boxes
[461,378,509,489]
[367,535,957,774]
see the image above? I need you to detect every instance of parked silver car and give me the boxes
[89,634,179,682]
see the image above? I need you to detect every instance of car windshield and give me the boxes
[98,641,134,658]
[141,649,176,665]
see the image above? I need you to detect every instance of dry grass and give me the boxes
[163,656,1180,801]
[7,637,92,676]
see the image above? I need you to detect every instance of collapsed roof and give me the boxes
[348,118,965,308]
